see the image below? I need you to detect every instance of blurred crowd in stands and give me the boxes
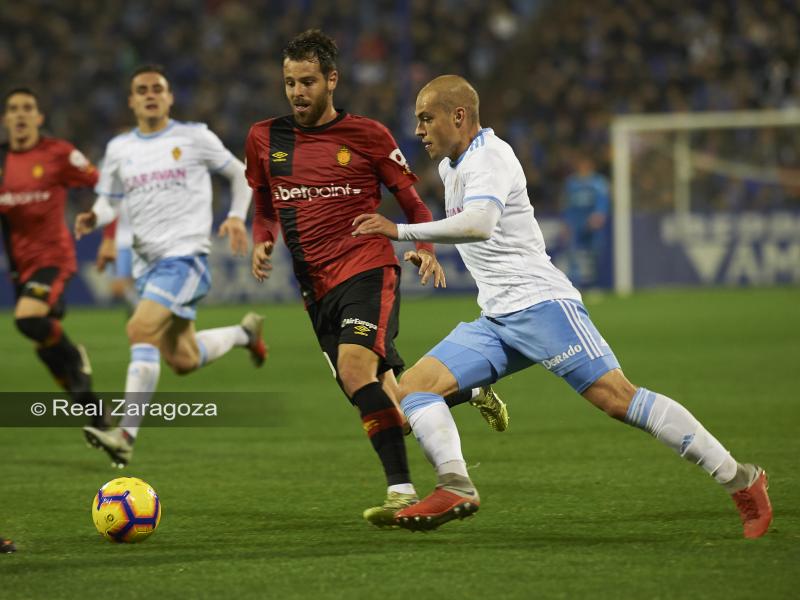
[1,0,798,216]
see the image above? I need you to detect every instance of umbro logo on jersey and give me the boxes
[271,151,288,163]
[32,164,44,178]
[172,147,182,161]
[336,146,351,166]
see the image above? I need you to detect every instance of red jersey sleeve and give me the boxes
[244,126,269,191]
[394,186,434,254]
[252,188,279,245]
[245,126,279,244]
[366,121,418,193]
[58,141,99,189]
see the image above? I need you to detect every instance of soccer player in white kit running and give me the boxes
[352,75,773,538]
[74,65,267,467]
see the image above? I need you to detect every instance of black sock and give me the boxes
[352,382,410,486]
[445,389,472,408]
[36,334,97,407]
[36,334,83,389]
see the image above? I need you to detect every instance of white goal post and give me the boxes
[611,109,800,295]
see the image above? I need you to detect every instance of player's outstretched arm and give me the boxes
[216,158,252,256]
[94,220,118,271]
[218,216,248,256]
[352,214,446,287]
[352,213,398,239]
[248,187,279,282]
[75,194,119,240]
[250,241,274,282]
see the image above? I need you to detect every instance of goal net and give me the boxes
[610,109,800,294]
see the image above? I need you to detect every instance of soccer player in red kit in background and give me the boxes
[0,88,106,427]
[247,30,508,527]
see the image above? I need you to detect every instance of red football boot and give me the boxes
[395,487,479,531]
[731,467,772,539]
[240,312,268,367]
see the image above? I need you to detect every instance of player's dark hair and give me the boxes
[3,87,40,112]
[283,29,338,77]
[130,64,170,87]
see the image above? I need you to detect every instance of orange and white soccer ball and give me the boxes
[92,477,161,543]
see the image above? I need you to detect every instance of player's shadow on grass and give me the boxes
[13,456,119,473]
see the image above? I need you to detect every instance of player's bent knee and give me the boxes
[582,369,637,420]
[163,354,198,376]
[397,361,456,399]
[337,352,379,397]
[338,367,374,398]
[126,318,160,345]
[15,316,51,343]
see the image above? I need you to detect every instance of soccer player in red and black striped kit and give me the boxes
[0,88,106,428]
[246,30,508,527]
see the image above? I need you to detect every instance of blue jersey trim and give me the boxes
[208,157,232,174]
[134,119,176,139]
[95,189,125,199]
[463,194,504,213]
[449,127,494,168]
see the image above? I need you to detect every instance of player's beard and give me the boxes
[293,96,328,127]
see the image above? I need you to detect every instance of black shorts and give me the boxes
[15,266,70,319]
[308,266,405,385]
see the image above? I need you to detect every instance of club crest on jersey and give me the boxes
[336,146,351,166]
[172,147,182,161]
[32,164,44,178]
[271,151,288,163]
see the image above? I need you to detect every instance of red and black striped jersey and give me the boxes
[0,137,98,282]
[245,110,433,304]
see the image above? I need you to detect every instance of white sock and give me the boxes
[196,326,248,367]
[402,393,468,478]
[626,388,737,483]
[388,483,416,495]
[119,343,161,439]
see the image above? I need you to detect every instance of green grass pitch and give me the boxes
[1,289,798,598]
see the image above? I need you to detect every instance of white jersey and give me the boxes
[115,200,133,249]
[96,120,234,276]
[440,128,580,316]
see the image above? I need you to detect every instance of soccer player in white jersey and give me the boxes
[352,75,772,538]
[74,65,267,467]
